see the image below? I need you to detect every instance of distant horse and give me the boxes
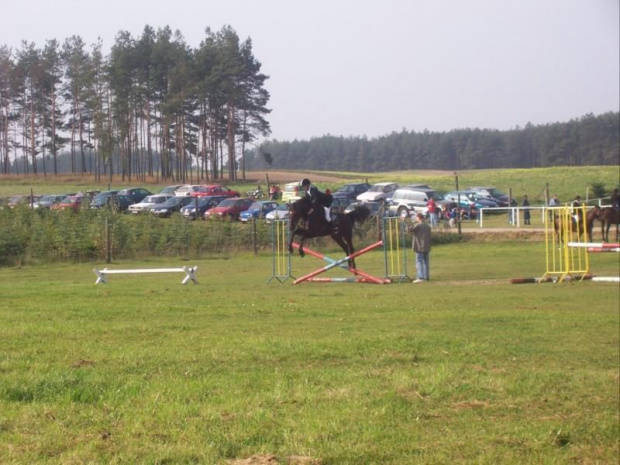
[288,195,371,268]
[599,207,619,242]
[553,206,600,243]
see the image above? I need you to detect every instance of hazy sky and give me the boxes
[4,0,619,141]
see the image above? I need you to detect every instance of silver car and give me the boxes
[265,203,291,223]
[127,194,172,214]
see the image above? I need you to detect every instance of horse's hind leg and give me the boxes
[332,233,354,268]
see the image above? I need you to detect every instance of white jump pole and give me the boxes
[591,277,620,283]
[567,242,620,249]
[94,266,198,284]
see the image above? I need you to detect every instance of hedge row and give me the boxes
[0,207,465,266]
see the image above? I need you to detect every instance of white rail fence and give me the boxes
[478,204,611,229]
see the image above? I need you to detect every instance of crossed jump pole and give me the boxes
[268,217,410,284]
[292,240,389,284]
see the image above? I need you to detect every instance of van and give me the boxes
[281,182,304,203]
[388,188,446,217]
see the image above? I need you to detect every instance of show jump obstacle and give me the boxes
[542,205,590,282]
[94,266,198,284]
[268,217,410,284]
[539,205,619,283]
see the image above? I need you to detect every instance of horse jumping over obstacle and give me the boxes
[288,196,371,268]
[269,216,410,284]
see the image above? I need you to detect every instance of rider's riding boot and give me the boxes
[324,207,332,223]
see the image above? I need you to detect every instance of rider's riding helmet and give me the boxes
[301,178,311,187]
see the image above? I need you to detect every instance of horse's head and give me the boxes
[289,196,312,222]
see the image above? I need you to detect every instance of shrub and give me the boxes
[590,182,607,199]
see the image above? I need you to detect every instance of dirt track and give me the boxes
[244,170,458,184]
[244,171,349,183]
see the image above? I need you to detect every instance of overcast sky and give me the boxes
[4,0,619,142]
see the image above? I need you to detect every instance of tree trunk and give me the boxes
[227,104,235,181]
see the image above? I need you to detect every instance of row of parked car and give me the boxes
[279,180,516,219]
[3,184,281,221]
[5,181,516,222]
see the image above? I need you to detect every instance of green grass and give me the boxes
[0,240,618,464]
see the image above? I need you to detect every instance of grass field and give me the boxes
[1,237,618,464]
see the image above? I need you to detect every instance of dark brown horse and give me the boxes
[553,206,600,243]
[288,196,371,268]
[599,207,619,242]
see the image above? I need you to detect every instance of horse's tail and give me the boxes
[346,205,371,224]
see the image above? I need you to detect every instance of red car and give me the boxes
[193,184,240,198]
[204,197,253,220]
[50,194,85,212]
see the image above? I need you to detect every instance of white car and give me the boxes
[174,185,205,197]
[127,194,173,214]
[265,203,291,223]
[356,182,399,202]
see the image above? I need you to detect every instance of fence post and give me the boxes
[106,218,112,263]
[252,217,258,256]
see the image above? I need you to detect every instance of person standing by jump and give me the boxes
[410,212,432,283]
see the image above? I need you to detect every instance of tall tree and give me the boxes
[62,35,90,173]
[0,46,15,174]
[42,39,66,175]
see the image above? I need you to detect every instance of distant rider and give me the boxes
[611,188,619,212]
[572,195,582,222]
[301,178,333,224]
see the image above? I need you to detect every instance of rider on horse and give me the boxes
[611,188,619,212]
[572,195,582,223]
[301,178,334,225]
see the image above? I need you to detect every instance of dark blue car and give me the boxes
[180,196,226,220]
[239,201,279,222]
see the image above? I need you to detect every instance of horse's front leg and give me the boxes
[288,228,307,258]
[604,223,610,243]
[298,236,306,258]
[288,229,295,255]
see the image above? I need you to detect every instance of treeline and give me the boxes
[247,112,619,172]
[0,25,271,182]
